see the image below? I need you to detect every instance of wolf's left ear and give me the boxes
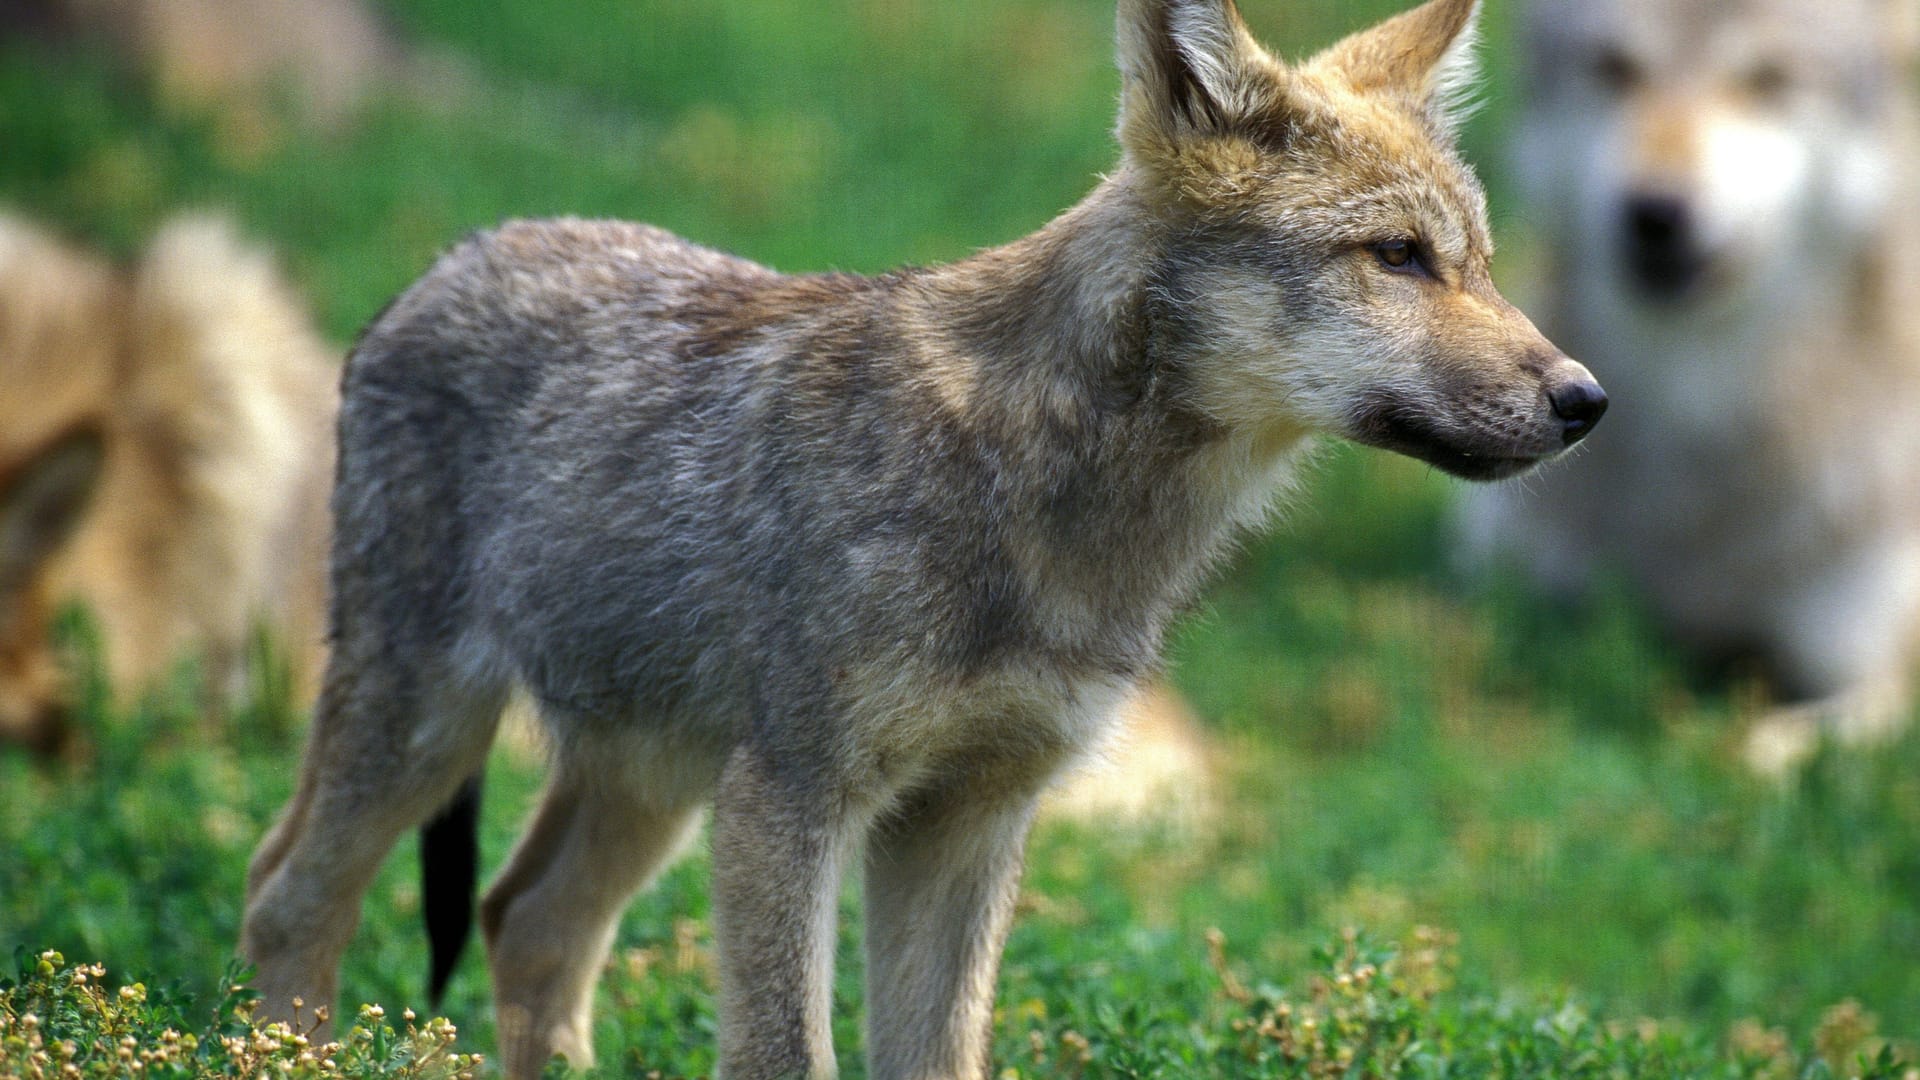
[0,427,103,588]
[1115,0,1283,158]
[1308,0,1482,138]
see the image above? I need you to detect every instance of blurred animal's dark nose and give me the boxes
[1627,194,1688,249]
[1622,193,1704,299]
[1549,379,1609,445]
[1,701,71,757]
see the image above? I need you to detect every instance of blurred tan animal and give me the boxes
[1456,0,1920,770]
[0,212,336,751]
[4,0,407,122]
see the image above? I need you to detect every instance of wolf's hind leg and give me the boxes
[240,652,506,1035]
[480,747,705,1079]
[863,777,1042,1080]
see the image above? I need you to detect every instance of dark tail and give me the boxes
[421,773,484,1005]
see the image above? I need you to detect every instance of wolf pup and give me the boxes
[1455,0,1920,772]
[240,1,1602,1075]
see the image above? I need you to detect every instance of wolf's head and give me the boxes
[1114,0,1601,481]
[1518,0,1917,314]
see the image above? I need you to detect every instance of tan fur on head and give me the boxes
[1115,0,1281,148]
[1306,0,1483,137]
[1116,0,1484,205]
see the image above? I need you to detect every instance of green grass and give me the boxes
[3,1,1919,1076]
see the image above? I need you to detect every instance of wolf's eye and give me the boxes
[1373,239,1418,272]
[1744,60,1791,101]
[1591,46,1642,94]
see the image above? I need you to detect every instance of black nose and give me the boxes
[1622,193,1704,299]
[1549,379,1609,445]
[14,702,72,757]
[1626,193,1688,248]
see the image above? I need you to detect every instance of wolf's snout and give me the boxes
[1548,377,1608,445]
[1621,193,1704,299]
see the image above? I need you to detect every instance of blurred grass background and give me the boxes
[1,0,1916,1075]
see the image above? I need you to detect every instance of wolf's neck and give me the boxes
[907,175,1164,420]
[900,173,1314,623]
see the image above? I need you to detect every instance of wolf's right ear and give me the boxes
[1308,0,1482,138]
[1115,0,1283,161]
[0,427,104,588]
[1891,0,1920,62]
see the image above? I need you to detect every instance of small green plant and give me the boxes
[992,927,1920,1080]
[1206,926,1449,1077]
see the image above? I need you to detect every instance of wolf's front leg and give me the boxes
[862,780,1041,1080]
[710,744,862,1079]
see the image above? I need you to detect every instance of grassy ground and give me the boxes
[2,1,1918,1076]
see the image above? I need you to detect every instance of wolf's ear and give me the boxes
[1891,0,1920,62]
[0,427,104,588]
[1308,0,1482,137]
[1115,0,1283,156]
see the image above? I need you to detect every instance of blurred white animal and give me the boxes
[1457,0,1920,770]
